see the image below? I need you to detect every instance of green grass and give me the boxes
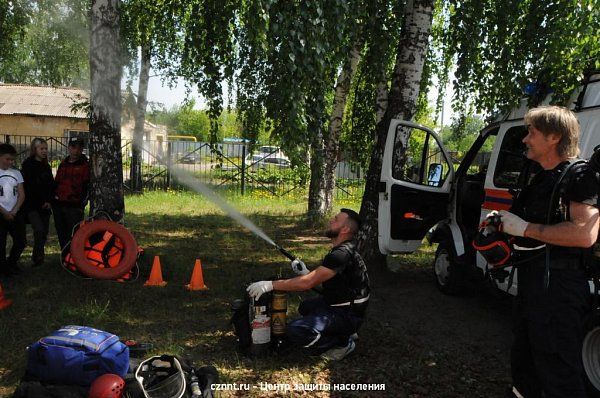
[0,191,372,397]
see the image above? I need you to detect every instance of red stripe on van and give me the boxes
[482,189,514,211]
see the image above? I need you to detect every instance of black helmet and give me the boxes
[134,355,187,398]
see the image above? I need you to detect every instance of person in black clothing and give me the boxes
[498,106,599,397]
[247,209,370,360]
[53,137,90,252]
[21,138,55,266]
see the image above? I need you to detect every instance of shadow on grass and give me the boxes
[0,211,335,396]
[0,209,513,397]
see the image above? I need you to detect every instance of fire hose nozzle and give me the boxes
[274,244,296,261]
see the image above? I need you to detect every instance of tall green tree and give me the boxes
[236,0,369,218]
[443,0,600,116]
[121,0,185,191]
[174,101,211,139]
[0,0,89,86]
[321,39,363,214]
[357,0,435,261]
[176,0,239,142]
[341,0,403,173]
[0,0,30,75]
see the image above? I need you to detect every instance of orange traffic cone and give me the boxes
[186,259,208,291]
[0,282,13,310]
[144,256,167,287]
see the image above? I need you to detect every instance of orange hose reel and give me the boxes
[69,219,138,280]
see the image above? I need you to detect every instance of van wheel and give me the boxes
[433,241,463,295]
[582,312,600,397]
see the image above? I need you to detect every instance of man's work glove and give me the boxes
[291,259,309,276]
[499,210,528,237]
[247,281,273,300]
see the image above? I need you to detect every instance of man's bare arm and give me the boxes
[525,201,599,247]
[272,266,336,292]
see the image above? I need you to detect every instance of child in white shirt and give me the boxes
[0,143,26,277]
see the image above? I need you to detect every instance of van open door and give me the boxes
[378,120,454,254]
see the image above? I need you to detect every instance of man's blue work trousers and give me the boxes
[287,296,364,354]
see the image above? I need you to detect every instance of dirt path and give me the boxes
[327,261,514,397]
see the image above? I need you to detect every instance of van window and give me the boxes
[392,125,449,187]
[493,126,529,188]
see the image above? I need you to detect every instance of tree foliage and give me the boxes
[146,103,244,142]
[441,0,600,116]
[441,114,487,153]
[0,0,30,74]
[341,0,406,170]
[175,0,239,141]
[0,0,89,86]
[235,0,358,163]
[121,0,185,81]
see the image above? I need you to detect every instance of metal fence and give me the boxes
[4,135,365,199]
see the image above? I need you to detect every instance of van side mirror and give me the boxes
[427,163,443,186]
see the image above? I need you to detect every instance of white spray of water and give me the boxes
[167,165,277,247]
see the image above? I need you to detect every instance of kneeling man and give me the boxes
[247,209,370,360]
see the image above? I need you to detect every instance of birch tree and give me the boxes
[121,0,184,192]
[321,41,363,214]
[89,0,124,219]
[357,0,435,260]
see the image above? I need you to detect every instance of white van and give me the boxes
[378,72,600,390]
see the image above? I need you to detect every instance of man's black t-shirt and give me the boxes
[321,241,370,307]
[511,160,598,257]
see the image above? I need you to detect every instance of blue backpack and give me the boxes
[26,325,130,386]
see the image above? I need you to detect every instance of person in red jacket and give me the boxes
[53,137,90,251]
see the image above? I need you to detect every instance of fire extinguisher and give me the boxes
[231,272,290,356]
[249,290,272,356]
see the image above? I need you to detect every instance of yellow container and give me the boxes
[271,291,287,335]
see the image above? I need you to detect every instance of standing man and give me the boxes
[499,106,599,397]
[247,208,370,361]
[53,137,90,251]
[0,144,26,277]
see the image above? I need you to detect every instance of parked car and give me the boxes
[257,145,281,155]
[244,153,290,170]
[176,152,201,164]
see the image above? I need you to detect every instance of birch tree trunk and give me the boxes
[375,79,388,126]
[307,92,328,219]
[130,45,150,193]
[307,124,326,219]
[357,0,434,261]
[322,40,363,215]
[89,0,124,220]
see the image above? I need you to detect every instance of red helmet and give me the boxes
[88,374,125,398]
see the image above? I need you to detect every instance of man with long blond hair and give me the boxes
[499,106,599,397]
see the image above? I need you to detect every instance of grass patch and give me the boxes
[1,191,376,397]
